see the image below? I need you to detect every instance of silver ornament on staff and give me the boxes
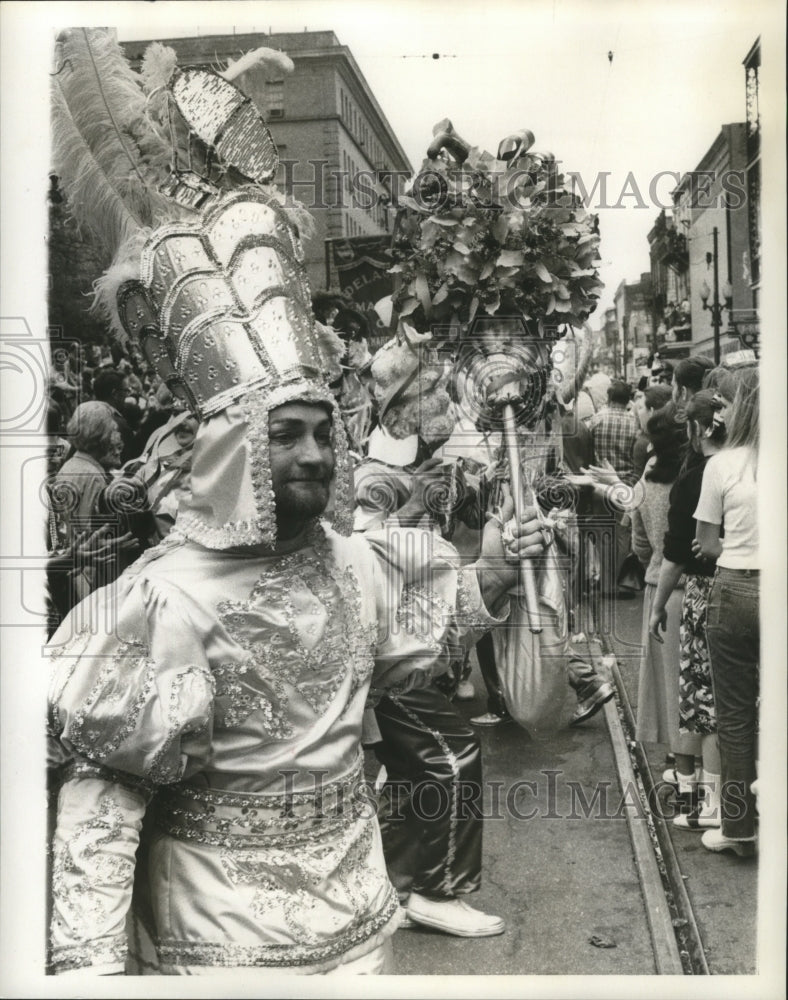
[478,355,547,635]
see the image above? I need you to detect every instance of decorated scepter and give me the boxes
[371,117,603,631]
[500,392,543,634]
[473,346,551,634]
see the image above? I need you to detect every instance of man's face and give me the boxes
[174,417,198,450]
[268,402,335,526]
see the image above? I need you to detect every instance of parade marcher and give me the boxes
[694,367,760,856]
[46,30,552,976]
[47,358,542,975]
[351,356,506,938]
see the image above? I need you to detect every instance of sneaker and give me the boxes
[455,680,476,701]
[406,893,505,937]
[569,681,614,726]
[701,828,756,857]
[470,712,509,726]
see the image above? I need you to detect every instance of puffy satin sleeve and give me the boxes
[46,571,215,974]
[48,572,216,784]
[362,522,509,699]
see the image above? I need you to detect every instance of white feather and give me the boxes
[220,47,294,82]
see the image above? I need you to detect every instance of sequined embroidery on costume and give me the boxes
[62,640,157,763]
[155,887,399,969]
[146,666,216,783]
[396,583,456,654]
[49,795,134,970]
[220,820,381,946]
[215,525,375,735]
[456,566,510,629]
[47,625,93,736]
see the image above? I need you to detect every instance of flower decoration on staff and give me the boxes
[389,119,603,333]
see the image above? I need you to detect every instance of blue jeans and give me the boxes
[705,567,760,839]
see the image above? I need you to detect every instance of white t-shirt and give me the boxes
[694,446,759,569]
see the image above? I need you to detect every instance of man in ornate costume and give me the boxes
[46,29,550,977]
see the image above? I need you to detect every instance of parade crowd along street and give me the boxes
[43,28,760,976]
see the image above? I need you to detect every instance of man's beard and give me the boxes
[274,480,331,523]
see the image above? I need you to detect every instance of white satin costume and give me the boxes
[46,408,504,975]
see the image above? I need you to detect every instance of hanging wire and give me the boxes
[398,53,458,59]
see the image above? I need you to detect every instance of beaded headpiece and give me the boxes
[116,189,327,419]
[51,28,352,547]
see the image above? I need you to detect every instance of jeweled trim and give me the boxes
[155,755,369,847]
[50,797,136,962]
[58,758,155,797]
[48,932,127,974]
[147,666,216,784]
[456,565,510,630]
[166,751,363,811]
[396,583,455,654]
[155,885,399,968]
[176,382,354,549]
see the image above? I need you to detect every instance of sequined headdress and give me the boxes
[51,28,352,547]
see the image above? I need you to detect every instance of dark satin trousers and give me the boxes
[373,684,483,900]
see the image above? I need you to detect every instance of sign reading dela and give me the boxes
[325,236,395,350]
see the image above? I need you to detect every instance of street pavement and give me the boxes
[390,591,758,977]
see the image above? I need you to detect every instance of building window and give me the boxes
[266,80,284,118]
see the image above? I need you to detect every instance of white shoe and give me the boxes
[470,712,508,726]
[701,828,756,857]
[455,680,476,701]
[406,893,505,937]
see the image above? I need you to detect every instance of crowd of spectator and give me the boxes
[46,338,195,634]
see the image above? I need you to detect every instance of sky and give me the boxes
[1,0,782,324]
[103,0,783,322]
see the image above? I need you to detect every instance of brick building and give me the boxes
[647,209,692,363]
[671,122,749,360]
[121,30,412,291]
[740,37,761,354]
[614,275,654,381]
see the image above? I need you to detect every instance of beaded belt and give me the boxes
[154,754,371,849]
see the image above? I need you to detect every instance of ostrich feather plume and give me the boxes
[221,47,295,81]
[51,28,175,257]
